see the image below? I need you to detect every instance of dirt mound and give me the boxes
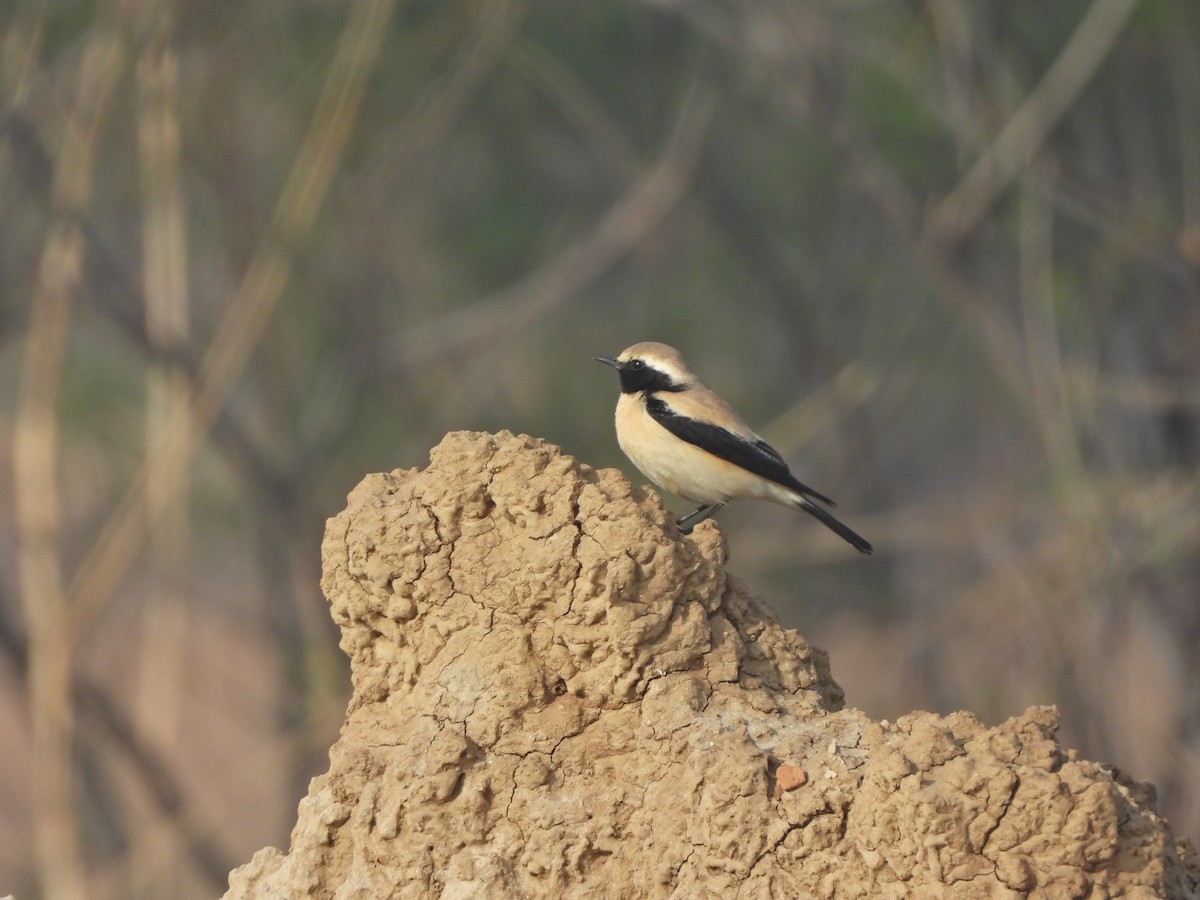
[225,430,1199,898]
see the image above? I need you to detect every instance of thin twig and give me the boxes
[0,12,45,174]
[131,0,193,889]
[1018,174,1080,475]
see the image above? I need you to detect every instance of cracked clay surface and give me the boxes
[225,431,1200,899]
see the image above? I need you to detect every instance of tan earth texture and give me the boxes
[225,430,1200,899]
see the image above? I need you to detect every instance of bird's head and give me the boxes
[595,342,695,394]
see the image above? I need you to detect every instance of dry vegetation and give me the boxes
[0,1,1197,897]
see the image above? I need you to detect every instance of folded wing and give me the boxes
[644,395,836,507]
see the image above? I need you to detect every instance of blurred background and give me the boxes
[1,0,1198,896]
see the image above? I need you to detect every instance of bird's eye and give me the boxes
[628,359,645,371]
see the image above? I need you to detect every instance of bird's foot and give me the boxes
[676,502,725,534]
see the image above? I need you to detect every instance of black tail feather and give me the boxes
[787,477,836,508]
[797,499,873,554]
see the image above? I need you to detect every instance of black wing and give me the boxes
[645,395,837,506]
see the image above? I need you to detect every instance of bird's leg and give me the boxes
[677,502,725,534]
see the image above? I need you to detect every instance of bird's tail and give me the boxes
[796,498,873,554]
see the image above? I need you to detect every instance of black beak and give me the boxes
[595,356,621,369]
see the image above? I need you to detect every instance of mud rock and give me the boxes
[226,431,1200,899]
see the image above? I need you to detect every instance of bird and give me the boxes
[595,341,872,553]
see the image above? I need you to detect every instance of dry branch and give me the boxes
[67,0,398,643]
[14,27,124,900]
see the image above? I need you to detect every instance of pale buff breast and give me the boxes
[614,394,799,506]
